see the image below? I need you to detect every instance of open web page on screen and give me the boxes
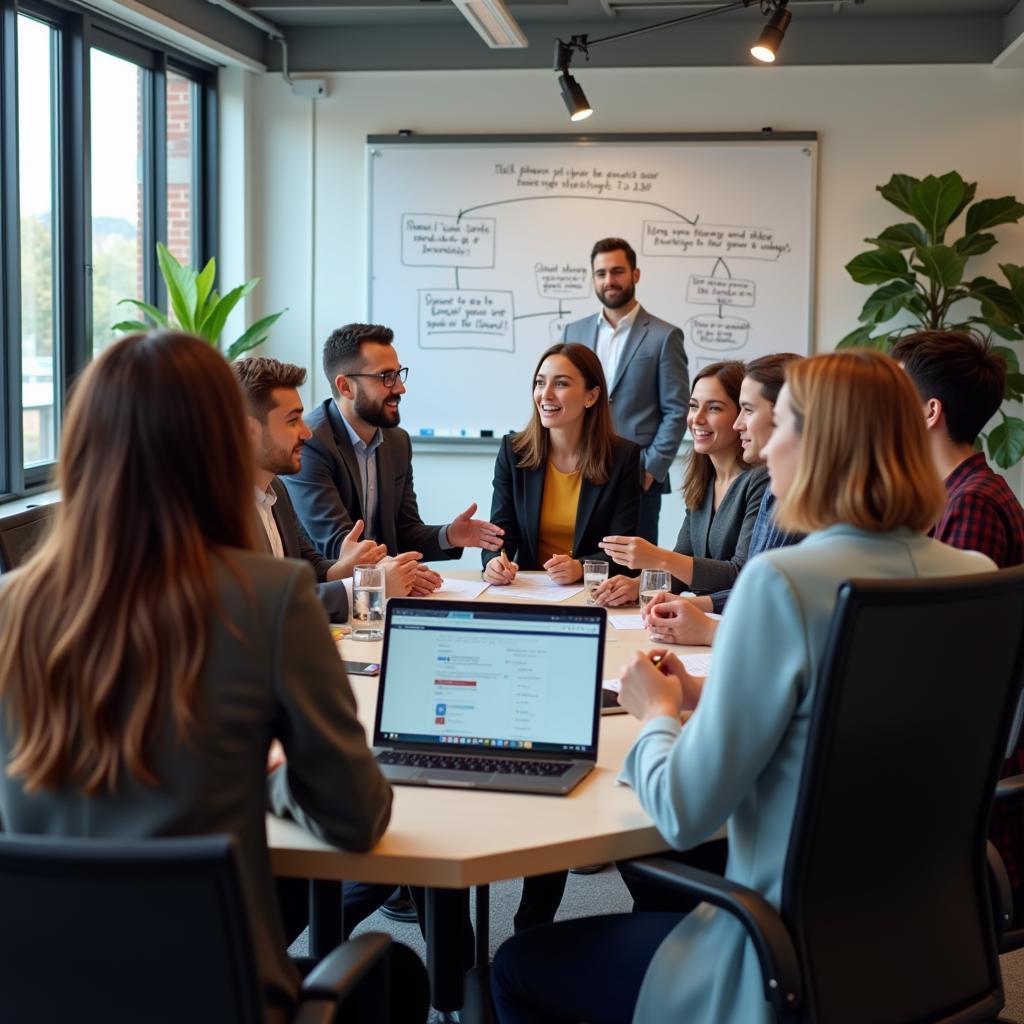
[380,608,600,752]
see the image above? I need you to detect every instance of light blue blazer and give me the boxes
[621,524,995,1024]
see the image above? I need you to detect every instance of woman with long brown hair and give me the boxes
[483,341,642,586]
[0,332,421,1023]
[596,359,769,605]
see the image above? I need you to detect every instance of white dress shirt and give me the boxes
[254,485,284,559]
[595,301,640,391]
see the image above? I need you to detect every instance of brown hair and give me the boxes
[0,331,255,795]
[681,360,748,510]
[323,323,394,398]
[745,352,803,405]
[776,349,946,534]
[512,343,615,485]
[233,356,307,423]
[590,237,637,270]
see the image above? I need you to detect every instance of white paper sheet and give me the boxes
[609,613,645,630]
[490,575,585,603]
[682,653,713,676]
[426,576,491,600]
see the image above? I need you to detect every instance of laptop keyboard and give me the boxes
[377,751,572,777]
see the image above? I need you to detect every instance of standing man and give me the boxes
[564,237,689,544]
[284,323,503,590]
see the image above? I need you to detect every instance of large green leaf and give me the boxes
[865,223,927,250]
[965,196,1024,234]
[116,298,169,327]
[845,248,912,286]
[987,415,1024,470]
[993,345,1021,374]
[877,174,920,217]
[226,310,287,361]
[1006,372,1024,402]
[953,232,998,258]
[1000,264,1024,318]
[157,243,198,332]
[908,172,968,243]
[912,244,966,289]
[836,324,893,351]
[948,180,977,224]
[195,258,217,316]
[975,321,1024,342]
[967,277,1024,326]
[111,320,149,333]
[198,278,259,345]
[858,280,917,324]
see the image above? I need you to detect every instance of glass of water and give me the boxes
[583,560,609,604]
[639,568,671,610]
[352,563,386,641]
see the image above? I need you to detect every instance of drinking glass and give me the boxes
[639,568,671,610]
[352,563,386,641]
[583,560,609,604]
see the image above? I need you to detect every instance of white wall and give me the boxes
[231,64,1024,563]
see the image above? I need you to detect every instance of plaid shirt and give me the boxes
[931,451,1024,569]
[933,453,1024,893]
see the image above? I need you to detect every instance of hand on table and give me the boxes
[618,649,704,723]
[332,519,387,580]
[598,535,663,571]
[593,574,640,607]
[382,551,422,597]
[644,593,718,647]
[543,554,582,584]
[410,564,443,596]
[484,552,518,585]
[447,503,505,551]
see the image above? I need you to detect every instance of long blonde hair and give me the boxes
[0,332,255,794]
[776,349,946,534]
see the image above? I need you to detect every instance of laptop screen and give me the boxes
[374,599,605,757]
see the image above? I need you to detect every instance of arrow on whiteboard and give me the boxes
[456,195,698,226]
[710,257,732,279]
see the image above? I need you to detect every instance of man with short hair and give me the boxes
[892,329,1023,568]
[564,237,689,544]
[284,324,503,593]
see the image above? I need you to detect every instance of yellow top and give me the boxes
[537,460,582,565]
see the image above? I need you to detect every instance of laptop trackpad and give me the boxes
[422,770,487,784]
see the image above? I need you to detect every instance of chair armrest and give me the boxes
[987,840,1014,939]
[627,856,802,1014]
[995,773,1024,803]
[293,932,392,1024]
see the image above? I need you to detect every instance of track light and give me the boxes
[558,72,592,121]
[751,2,792,63]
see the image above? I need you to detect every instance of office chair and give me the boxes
[0,833,399,1024]
[0,503,57,572]
[628,566,1024,1023]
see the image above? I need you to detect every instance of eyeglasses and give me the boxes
[346,366,409,389]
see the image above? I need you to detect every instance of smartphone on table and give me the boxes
[344,660,380,676]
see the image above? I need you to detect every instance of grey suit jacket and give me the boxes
[672,464,770,594]
[623,526,995,1024]
[564,304,689,492]
[284,399,458,562]
[0,552,392,1022]
[265,477,349,622]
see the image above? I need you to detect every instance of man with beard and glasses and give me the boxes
[564,237,689,544]
[284,323,503,598]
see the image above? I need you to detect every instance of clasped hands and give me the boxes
[616,649,704,724]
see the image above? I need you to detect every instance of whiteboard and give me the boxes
[367,134,816,439]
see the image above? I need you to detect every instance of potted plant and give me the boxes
[841,171,1024,469]
[113,242,286,360]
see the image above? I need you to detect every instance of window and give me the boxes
[0,1,217,501]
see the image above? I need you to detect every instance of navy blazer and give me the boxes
[283,399,458,563]
[482,435,642,573]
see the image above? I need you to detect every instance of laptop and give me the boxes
[372,598,606,795]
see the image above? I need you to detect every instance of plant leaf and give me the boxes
[111,320,149,333]
[974,320,1023,342]
[195,258,216,315]
[967,277,1024,326]
[845,248,912,286]
[1006,372,1024,402]
[877,174,920,217]
[908,172,968,242]
[993,345,1021,374]
[157,242,198,331]
[836,324,893,351]
[911,244,967,289]
[198,278,260,345]
[953,233,998,258]
[864,223,927,250]
[948,180,977,224]
[116,298,169,327]
[987,415,1024,470]
[858,280,917,324]
[965,196,1024,234]
[227,310,287,361]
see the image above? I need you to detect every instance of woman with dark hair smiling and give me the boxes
[0,331,425,1023]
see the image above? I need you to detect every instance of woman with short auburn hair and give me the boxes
[0,331,424,1023]
[491,349,993,1024]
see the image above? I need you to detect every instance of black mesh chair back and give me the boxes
[0,503,56,572]
[781,567,1024,1024]
[0,834,266,1024]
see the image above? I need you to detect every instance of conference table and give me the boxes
[267,571,708,1011]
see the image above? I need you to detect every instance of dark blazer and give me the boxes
[262,477,349,623]
[482,435,642,573]
[283,399,459,562]
[0,552,392,1023]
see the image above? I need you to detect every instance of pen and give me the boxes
[499,548,512,572]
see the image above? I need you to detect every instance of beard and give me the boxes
[261,438,303,477]
[354,389,401,429]
[597,280,636,310]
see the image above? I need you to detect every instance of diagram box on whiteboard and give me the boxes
[686,314,750,353]
[686,276,756,307]
[641,220,792,261]
[534,261,590,299]
[401,213,496,267]
[418,289,515,351]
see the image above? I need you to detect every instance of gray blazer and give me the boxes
[673,464,770,593]
[266,477,349,622]
[564,304,689,492]
[0,552,392,1022]
[622,525,995,1024]
[284,399,457,562]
